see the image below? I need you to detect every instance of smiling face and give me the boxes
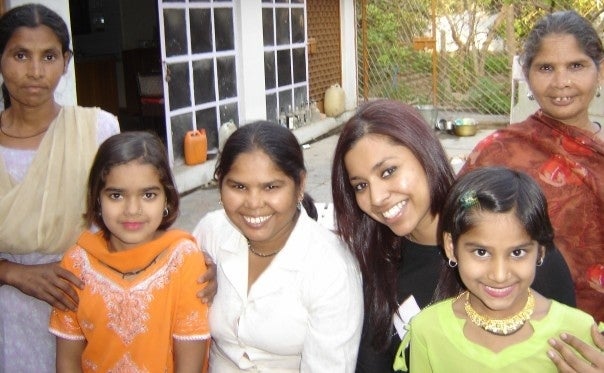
[220,149,304,252]
[527,33,603,128]
[344,134,437,243]
[100,161,167,252]
[444,210,542,319]
[0,25,69,109]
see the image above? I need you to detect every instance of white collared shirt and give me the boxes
[193,209,363,372]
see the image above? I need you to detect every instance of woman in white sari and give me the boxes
[0,5,119,371]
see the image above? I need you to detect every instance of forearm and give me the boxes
[56,338,85,373]
[0,258,18,287]
[0,258,6,286]
[174,339,208,373]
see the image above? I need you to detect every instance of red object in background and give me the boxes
[587,263,604,286]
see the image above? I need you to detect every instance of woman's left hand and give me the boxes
[196,253,217,304]
[548,323,604,372]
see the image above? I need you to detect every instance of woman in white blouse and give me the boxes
[193,121,363,372]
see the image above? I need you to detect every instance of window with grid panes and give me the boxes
[160,0,239,163]
[261,0,308,126]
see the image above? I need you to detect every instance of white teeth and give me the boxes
[382,201,406,219]
[554,97,571,102]
[485,286,511,294]
[244,215,270,224]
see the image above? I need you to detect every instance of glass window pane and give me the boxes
[217,56,237,99]
[265,93,277,122]
[215,8,234,51]
[193,59,216,104]
[190,9,212,54]
[291,8,304,43]
[277,49,291,87]
[291,0,304,3]
[167,62,191,110]
[278,89,292,114]
[275,8,290,45]
[195,108,218,150]
[219,103,239,130]
[292,47,306,83]
[163,9,188,56]
[170,112,193,163]
[264,51,276,89]
[262,8,274,46]
[294,86,307,109]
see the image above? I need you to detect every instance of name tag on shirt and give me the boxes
[393,295,421,340]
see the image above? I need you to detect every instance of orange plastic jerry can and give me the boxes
[184,129,208,165]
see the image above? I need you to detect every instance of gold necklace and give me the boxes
[247,239,282,257]
[464,289,535,336]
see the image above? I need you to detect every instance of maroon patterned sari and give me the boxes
[461,111,604,322]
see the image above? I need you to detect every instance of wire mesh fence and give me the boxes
[356,0,604,126]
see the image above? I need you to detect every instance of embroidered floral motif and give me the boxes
[108,353,149,373]
[175,309,210,337]
[82,359,98,372]
[70,241,197,345]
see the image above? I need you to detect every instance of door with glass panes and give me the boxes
[157,0,309,166]
[158,0,239,166]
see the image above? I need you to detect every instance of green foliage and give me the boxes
[361,1,431,75]
[512,2,601,51]
[466,76,510,114]
[358,1,602,115]
[484,53,510,74]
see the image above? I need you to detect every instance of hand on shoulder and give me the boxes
[548,323,604,372]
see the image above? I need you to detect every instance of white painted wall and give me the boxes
[234,0,267,123]
[6,0,77,106]
[340,0,357,110]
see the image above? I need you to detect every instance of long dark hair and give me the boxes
[84,132,180,237]
[434,166,556,301]
[216,120,317,219]
[0,4,72,108]
[331,99,454,349]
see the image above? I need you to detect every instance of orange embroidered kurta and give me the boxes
[461,111,604,322]
[49,230,210,372]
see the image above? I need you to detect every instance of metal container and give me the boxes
[453,123,478,136]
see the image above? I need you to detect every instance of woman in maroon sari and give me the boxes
[461,10,603,324]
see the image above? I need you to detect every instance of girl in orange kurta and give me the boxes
[49,132,209,372]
